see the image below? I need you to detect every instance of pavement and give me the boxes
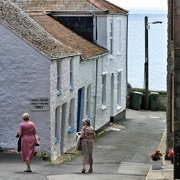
[0,109,173,180]
[145,131,173,180]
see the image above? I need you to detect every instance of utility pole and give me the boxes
[144,16,162,110]
[144,16,149,110]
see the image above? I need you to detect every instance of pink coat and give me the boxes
[18,121,36,161]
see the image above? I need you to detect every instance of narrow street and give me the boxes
[0,109,166,180]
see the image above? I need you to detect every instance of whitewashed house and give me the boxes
[0,1,81,156]
[0,0,128,160]
[47,0,129,128]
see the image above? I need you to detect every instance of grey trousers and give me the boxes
[81,142,93,166]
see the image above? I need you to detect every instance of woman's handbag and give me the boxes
[76,135,82,151]
[16,133,21,152]
[35,134,40,146]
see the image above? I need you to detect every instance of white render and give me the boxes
[0,23,51,152]
[96,15,128,117]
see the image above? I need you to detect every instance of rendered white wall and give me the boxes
[96,14,128,118]
[0,23,51,152]
[50,56,79,160]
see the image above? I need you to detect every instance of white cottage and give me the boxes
[0,0,128,160]
[0,1,79,154]
[47,0,129,127]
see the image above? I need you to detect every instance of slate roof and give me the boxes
[29,12,108,60]
[11,0,128,14]
[0,0,79,60]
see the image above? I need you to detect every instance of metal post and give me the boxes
[144,16,149,110]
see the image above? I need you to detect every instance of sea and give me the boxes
[127,9,167,91]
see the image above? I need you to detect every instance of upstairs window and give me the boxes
[86,85,91,118]
[70,59,74,91]
[118,20,122,54]
[102,73,107,107]
[110,21,113,55]
[57,60,62,95]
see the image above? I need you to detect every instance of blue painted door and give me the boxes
[77,88,84,132]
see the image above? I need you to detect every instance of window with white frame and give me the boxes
[70,58,74,91]
[117,70,122,107]
[110,21,113,54]
[102,74,107,106]
[86,85,91,117]
[118,20,122,54]
[57,60,62,95]
[55,106,60,143]
[68,98,75,132]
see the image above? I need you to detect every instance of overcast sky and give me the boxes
[108,0,167,10]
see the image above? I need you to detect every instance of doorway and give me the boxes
[77,88,85,132]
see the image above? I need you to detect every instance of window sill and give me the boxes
[86,115,92,119]
[56,90,62,96]
[70,86,75,91]
[117,105,122,111]
[68,127,75,133]
[102,105,107,110]
[110,55,114,60]
[54,137,60,144]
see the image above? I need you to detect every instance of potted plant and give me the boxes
[151,149,163,170]
[168,147,174,164]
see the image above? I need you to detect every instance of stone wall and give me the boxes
[166,0,174,150]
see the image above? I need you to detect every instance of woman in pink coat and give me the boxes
[18,113,37,172]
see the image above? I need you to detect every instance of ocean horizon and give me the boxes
[127,11,167,91]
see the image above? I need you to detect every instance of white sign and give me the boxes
[30,98,49,111]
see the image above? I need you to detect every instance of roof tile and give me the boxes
[29,13,108,60]
[11,0,128,14]
[0,0,79,60]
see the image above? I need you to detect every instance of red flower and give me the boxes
[151,154,155,158]
[151,149,163,161]
[168,148,174,158]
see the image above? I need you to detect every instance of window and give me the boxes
[86,85,91,117]
[70,59,74,91]
[102,73,107,107]
[117,71,122,108]
[57,60,62,96]
[68,98,75,133]
[118,20,122,54]
[55,106,60,143]
[110,21,113,54]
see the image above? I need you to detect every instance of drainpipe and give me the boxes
[126,14,129,97]
[93,59,98,129]
[91,11,97,43]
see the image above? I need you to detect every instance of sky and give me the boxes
[108,0,167,12]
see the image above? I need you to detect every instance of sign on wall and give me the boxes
[30,98,49,111]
